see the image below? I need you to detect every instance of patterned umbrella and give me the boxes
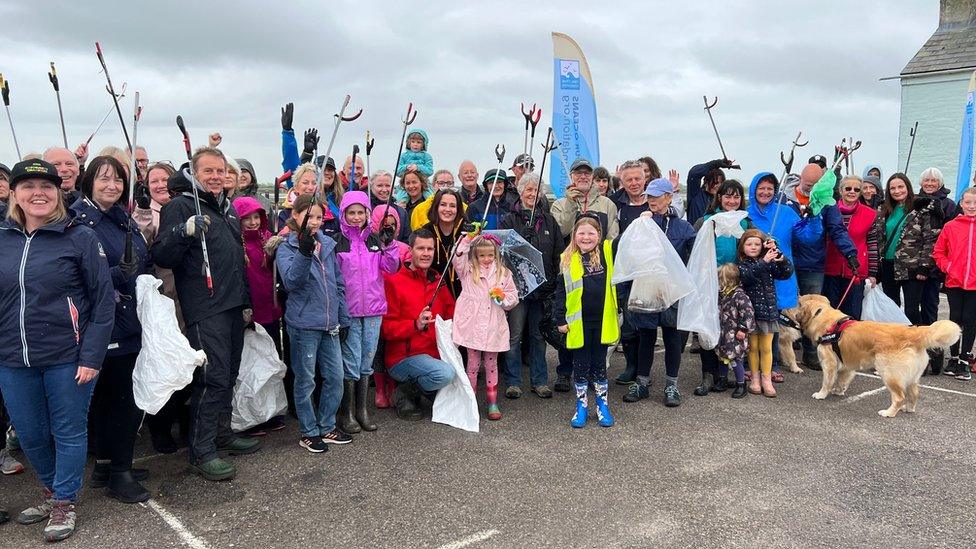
[483,229,546,298]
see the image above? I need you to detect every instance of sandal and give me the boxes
[771,371,785,383]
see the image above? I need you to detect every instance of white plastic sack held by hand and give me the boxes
[861,279,911,325]
[677,218,721,349]
[612,216,695,312]
[232,324,288,432]
[711,210,749,238]
[432,315,479,432]
[133,275,206,415]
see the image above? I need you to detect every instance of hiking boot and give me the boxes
[90,463,149,489]
[802,350,822,371]
[217,437,262,456]
[17,489,53,524]
[394,382,423,421]
[693,373,712,397]
[505,386,522,399]
[731,383,748,399]
[554,375,572,393]
[531,385,553,399]
[322,429,352,445]
[190,458,236,481]
[355,377,377,432]
[571,400,588,428]
[107,471,150,504]
[710,376,729,392]
[299,436,328,453]
[664,385,681,408]
[0,448,24,475]
[622,382,649,403]
[43,501,76,542]
[5,427,18,451]
[337,379,362,434]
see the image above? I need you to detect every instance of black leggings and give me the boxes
[636,327,683,378]
[947,288,976,357]
[90,353,143,472]
[572,327,609,383]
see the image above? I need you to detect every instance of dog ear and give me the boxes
[813,307,823,318]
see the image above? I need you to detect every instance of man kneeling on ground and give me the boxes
[382,228,457,420]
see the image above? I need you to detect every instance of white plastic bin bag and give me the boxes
[432,316,479,432]
[231,324,288,431]
[612,216,695,312]
[861,279,911,325]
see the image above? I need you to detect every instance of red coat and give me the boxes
[381,262,456,369]
[824,202,877,279]
[933,214,976,290]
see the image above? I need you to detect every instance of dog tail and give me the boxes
[921,320,962,350]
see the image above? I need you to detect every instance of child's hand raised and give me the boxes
[762,249,778,263]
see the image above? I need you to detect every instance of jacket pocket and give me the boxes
[66,297,80,344]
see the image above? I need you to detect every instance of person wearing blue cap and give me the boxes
[621,177,696,407]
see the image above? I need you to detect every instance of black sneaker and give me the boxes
[299,436,328,453]
[553,375,572,393]
[664,385,681,407]
[322,429,352,445]
[955,358,972,381]
[944,358,961,377]
[622,382,649,403]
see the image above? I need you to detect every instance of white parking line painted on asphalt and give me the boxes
[142,499,211,549]
[843,386,887,403]
[436,529,500,549]
[854,373,976,398]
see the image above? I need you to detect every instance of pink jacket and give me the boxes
[337,192,401,317]
[370,201,411,263]
[450,237,519,352]
[233,197,283,324]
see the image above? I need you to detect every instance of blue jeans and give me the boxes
[795,270,824,357]
[288,327,344,437]
[0,363,94,502]
[505,300,549,388]
[341,316,381,380]
[388,354,455,392]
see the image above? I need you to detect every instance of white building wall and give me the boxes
[899,70,974,194]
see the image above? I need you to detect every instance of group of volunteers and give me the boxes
[1,103,976,543]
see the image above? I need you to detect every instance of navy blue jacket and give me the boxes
[777,178,857,272]
[70,198,150,357]
[686,159,726,226]
[0,219,115,369]
[737,256,794,323]
[631,210,697,330]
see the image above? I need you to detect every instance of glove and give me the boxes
[134,184,151,209]
[298,230,317,257]
[281,102,294,131]
[339,326,349,342]
[379,226,395,246]
[846,255,860,273]
[800,205,814,218]
[462,221,481,238]
[719,158,736,169]
[302,128,319,159]
[116,253,139,280]
[181,215,211,238]
[242,308,253,324]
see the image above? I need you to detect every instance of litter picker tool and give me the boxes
[95,42,132,151]
[121,92,142,265]
[86,82,126,146]
[365,131,374,182]
[300,95,362,236]
[270,169,293,310]
[526,105,542,172]
[48,62,68,148]
[176,115,214,296]
[528,127,556,227]
[830,139,861,172]
[904,122,918,174]
[348,143,360,192]
[702,96,739,169]
[768,131,808,237]
[479,144,507,226]
[380,102,418,223]
[0,74,22,160]
[521,103,535,159]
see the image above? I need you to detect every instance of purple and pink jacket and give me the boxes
[336,192,401,317]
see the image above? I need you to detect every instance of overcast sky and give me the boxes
[0,1,937,187]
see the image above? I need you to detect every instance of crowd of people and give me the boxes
[1,107,975,542]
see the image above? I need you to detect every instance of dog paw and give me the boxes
[830,388,847,396]
[878,409,897,418]
[901,406,916,414]
[812,392,828,400]
[789,366,804,374]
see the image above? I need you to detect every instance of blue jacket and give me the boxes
[700,209,751,266]
[276,231,350,331]
[0,219,115,370]
[70,198,151,357]
[737,256,794,323]
[746,172,821,309]
[631,209,697,330]
[396,129,433,177]
[778,175,857,272]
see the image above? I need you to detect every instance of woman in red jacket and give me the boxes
[933,187,976,380]
[821,175,879,319]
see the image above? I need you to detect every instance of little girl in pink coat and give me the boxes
[452,233,519,420]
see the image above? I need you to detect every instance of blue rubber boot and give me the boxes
[571,382,588,428]
[594,381,614,427]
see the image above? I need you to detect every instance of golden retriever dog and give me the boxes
[794,294,961,417]
[776,307,804,373]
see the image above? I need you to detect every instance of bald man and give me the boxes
[457,160,482,205]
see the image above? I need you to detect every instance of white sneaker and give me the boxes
[0,448,23,475]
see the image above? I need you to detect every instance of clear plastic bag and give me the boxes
[711,210,749,238]
[612,216,695,312]
[677,218,721,349]
[432,315,479,432]
[231,324,288,432]
[132,275,206,415]
[861,279,911,325]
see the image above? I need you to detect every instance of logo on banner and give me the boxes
[559,60,580,91]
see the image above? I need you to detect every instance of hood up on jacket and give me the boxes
[862,164,882,180]
[405,129,429,151]
[232,196,269,233]
[339,190,372,238]
[236,158,258,193]
[370,202,402,234]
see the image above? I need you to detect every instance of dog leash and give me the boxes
[836,275,859,309]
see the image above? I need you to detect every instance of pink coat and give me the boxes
[233,197,283,325]
[450,237,519,352]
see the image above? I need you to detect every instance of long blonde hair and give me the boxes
[469,235,509,283]
[561,217,603,269]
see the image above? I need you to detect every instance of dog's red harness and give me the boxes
[817,316,856,361]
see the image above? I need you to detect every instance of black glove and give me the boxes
[461,222,477,233]
[719,158,736,169]
[180,215,211,239]
[379,226,395,246]
[134,184,151,209]
[339,326,349,342]
[302,128,319,157]
[846,255,860,273]
[281,102,294,131]
[800,205,814,218]
[116,253,138,280]
[298,230,317,257]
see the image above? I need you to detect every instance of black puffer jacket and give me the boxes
[499,203,563,300]
[737,256,794,323]
[153,169,251,326]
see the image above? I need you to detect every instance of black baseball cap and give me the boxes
[808,155,827,169]
[10,158,62,188]
[510,154,534,169]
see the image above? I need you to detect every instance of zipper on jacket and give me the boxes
[18,233,33,367]
[315,247,332,329]
[66,297,80,344]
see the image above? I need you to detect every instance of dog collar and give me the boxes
[778,312,801,331]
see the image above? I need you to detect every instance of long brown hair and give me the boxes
[879,173,914,220]
[736,228,767,261]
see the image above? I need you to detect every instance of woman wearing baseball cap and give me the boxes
[0,159,115,542]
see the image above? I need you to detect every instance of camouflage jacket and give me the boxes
[893,197,943,281]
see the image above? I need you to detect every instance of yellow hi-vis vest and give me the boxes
[563,240,619,350]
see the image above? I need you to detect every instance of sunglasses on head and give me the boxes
[843,186,861,193]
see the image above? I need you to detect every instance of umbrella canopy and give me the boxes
[483,229,546,298]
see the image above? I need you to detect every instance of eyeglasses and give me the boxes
[843,186,861,193]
